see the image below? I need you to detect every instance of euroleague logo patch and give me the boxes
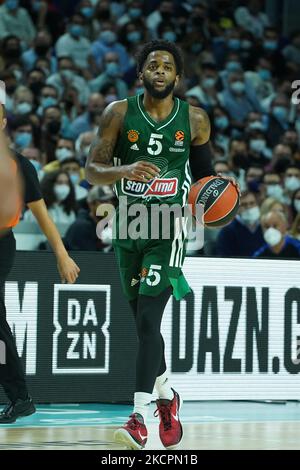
[127,129,139,143]
[175,130,185,141]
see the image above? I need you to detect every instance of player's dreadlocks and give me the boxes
[135,40,184,77]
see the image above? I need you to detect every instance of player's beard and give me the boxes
[143,76,176,99]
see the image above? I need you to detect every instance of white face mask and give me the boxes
[54,184,70,202]
[294,200,300,213]
[266,184,283,199]
[284,176,300,192]
[263,227,282,246]
[249,139,266,152]
[55,148,74,162]
[240,206,260,224]
[100,226,113,245]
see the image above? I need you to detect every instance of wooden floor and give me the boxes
[1,402,300,450]
[1,422,300,450]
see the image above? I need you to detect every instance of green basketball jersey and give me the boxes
[113,94,192,206]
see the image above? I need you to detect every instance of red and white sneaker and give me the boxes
[114,413,148,450]
[154,388,183,449]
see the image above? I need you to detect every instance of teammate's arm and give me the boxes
[85,101,160,185]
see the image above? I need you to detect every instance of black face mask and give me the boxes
[5,47,21,59]
[6,84,17,94]
[89,109,103,120]
[29,81,44,95]
[96,9,110,20]
[35,44,50,56]
[46,120,61,135]
[232,153,249,169]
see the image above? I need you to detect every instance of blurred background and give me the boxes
[1,0,300,258]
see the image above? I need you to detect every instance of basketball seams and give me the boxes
[204,181,236,215]
[206,196,239,225]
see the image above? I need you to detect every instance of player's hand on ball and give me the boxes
[123,161,160,182]
[57,255,80,284]
[217,172,241,196]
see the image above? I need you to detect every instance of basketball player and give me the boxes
[86,41,239,449]
[0,104,80,423]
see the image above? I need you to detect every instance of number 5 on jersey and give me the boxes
[147,133,163,156]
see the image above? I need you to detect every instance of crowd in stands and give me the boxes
[1,0,300,258]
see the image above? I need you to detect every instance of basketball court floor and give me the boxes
[0,401,300,450]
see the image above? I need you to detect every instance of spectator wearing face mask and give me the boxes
[12,86,34,117]
[46,57,90,106]
[0,0,36,45]
[219,71,262,125]
[254,210,300,259]
[26,170,77,228]
[247,129,272,166]
[1,35,22,68]
[91,21,130,73]
[216,191,264,257]
[40,105,63,163]
[245,165,264,195]
[89,52,129,99]
[266,143,292,174]
[21,146,45,180]
[283,165,300,204]
[43,137,76,172]
[64,185,116,251]
[117,0,144,27]
[37,85,59,117]
[75,131,95,167]
[211,106,232,153]
[283,30,300,66]
[261,172,284,203]
[55,13,96,73]
[186,63,221,111]
[60,157,88,203]
[245,57,274,104]
[10,116,34,152]
[22,31,56,73]
[266,95,290,147]
[71,94,105,139]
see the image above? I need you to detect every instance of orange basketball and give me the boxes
[188,175,240,227]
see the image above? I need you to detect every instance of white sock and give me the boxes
[133,392,152,423]
[155,371,174,401]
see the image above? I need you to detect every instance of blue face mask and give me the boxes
[162,31,177,42]
[202,77,216,89]
[70,24,84,38]
[110,2,126,16]
[258,68,272,81]
[100,30,117,45]
[30,159,42,172]
[106,61,120,77]
[70,173,80,185]
[273,105,288,122]
[6,0,19,10]
[128,7,142,19]
[126,31,141,44]
[225,61,241,72]
[230,81,245,94]
[228,38,241,50]
[80,7,94,18]
[215,116,229,130]
[15,132,32,148]
[263,40,278,51]
[41,96,57,109]
[16,102,32,114]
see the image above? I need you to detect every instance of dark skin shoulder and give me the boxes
[189,105,211,145]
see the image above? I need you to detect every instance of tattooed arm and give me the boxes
[85,100,126,185]
[85,100,160,185]
[189,106,211,145]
